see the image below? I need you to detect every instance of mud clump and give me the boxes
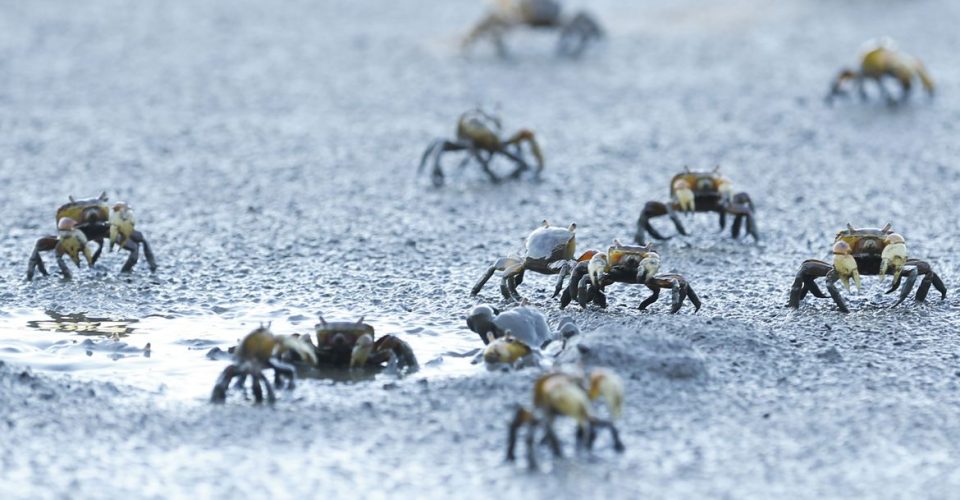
[558,327,708,380]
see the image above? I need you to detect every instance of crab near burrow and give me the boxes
[472,220,596,302]
[560,240,702,313]
[211,324,318,404]
[827,37,934,105]
[507,368,625,469]
[300,317,419,371]
[26,192,157,280]
[788,224,946,313]
[419,108,543,186]
[462,0,603,58]
[635,167,758,244]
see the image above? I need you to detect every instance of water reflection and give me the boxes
[26,310,140,337]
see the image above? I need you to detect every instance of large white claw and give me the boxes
[587,252,608,287]
[833,241,861,292]
[880,235,907,283]
[277,334,318,365]
[588,368,624,419]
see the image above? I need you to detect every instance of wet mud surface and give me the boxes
[2,0,960,497]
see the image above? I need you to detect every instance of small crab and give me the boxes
[305,317,419,371]
[472,220,594,302]
[560,240,702,313]
[462,0,603,58]
[211,324,317,404]
[507,367,625,469]
[26,192,157,280]
[788,224,946,313]
[467,305,553,367]
[827,37,934,105]
[635,167,758,244]
[419,108,543,186]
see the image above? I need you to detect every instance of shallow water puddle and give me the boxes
[0,306,480,402]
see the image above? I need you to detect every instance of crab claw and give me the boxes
[482,333,531,366]
[637,252,661,284]
[57,217,76,231]
[587,252,608,287]
[588,369,624,419]
[832,241,860,292]
[879,234,907,284]
[466,304,500,345]
[350,334,374,369]
[672,179,695,214]
[108,202,135,251]
[275,334,318,365]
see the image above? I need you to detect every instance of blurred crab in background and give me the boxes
[461,0,603,58]
[788,224,946,313]
[635,168,758,244]
[419,108,543,186]
[211,324,317,404]
[560,240,702,313]
[472,220,595,302]
[507,367,625,469]
[26,192,157,280]
[827,37,934,105]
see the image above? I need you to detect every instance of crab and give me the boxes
[419,108,543,187]
[462,0,603,58]
[301,317,419,371]
[788,224,946,313]
[472,220,595,302]
[507,367,625,469]
[827,37,934,105]
[211,324,318,404]
[467,304,554,367]
[635,168,758,244]
[26,192,157,280]
[560,240,702,313]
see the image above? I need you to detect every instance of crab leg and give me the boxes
[131,231,157,272]
[373,335,419,370]
[419,139,468,187]
[638,285,660,311]
[211,365,239,403]
[269,359,296,390]
[725,193,758,240]
[560,261,589,309]
[471,257,515,296]
[553,261,572,297]
[788,260,832,308]
[586,418,625,452]
[635,202,686,244]
[557,12,603,58]
[824,270,850,313]
[55,251,74,280]
[501,129,543,177]
[462,13,511,57]
[26,236,57,281]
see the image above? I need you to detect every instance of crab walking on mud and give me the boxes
[827,37,935,105]
[461,0,603,58]
[419,108,543,186]
[560,240,702,313]
[304,317,419,371]
[472,220,594,302]
[507,368,625,469]
[211,324,317,404]
[788,224,946,313]
[466,304,569,368]
[26,192,157,280]
[635,167,758,244]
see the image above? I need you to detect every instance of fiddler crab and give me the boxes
[560,240,702,313]
[636,167,758,244]
[472,220,592,302]
[301,317,419,372]
[419,108,543,186]
[211,324,317,404]
[462,0,603,58]
[788,224,946,313]
[467,304,579,368]
[827,37,934,105]
[507,367,625,469]
[26,192,157,280]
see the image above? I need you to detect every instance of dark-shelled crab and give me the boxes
[419,108,543,186]
[462,0,603,58]
[472,220,594,302]
[211,325,317,404]
[560,240,702,313]
[827,37,934,105]
[26,192,157,280]
[305,317,419,371]
[507,368,625,469]
[788,224,946,313]
[635,168,758,244]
